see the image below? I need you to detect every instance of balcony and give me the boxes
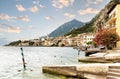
[107,13,116,24]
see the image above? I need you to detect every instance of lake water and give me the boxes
[0,47,85,79]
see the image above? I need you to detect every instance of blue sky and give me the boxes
[0,0,110,45]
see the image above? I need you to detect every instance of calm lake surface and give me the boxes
[0,47,85,79]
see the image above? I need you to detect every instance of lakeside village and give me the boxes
[7,1,120,50]
[14,33,95,47]
[7,1,120,79]
[7,0,120,63]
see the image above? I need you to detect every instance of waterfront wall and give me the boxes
[76,65,108,75]
[42,65,111,79]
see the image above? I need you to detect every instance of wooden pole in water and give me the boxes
[20,47,26,71]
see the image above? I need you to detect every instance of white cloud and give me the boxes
[29,6,39,13]
[7,26,21,33]
[45,16,54,20]
[33,0,45,9]
[52,4,63,9]
[0,24,21,33]
[16,4,26,12]
[0,14,11,21]
[78,8,99,15]
[28,26,34,29]
[0,14,30,22]
[0,28,5,32]
[87,0,103,6]
[52,0,75,9]
[64,13,75,18]
[39,4,45,8]
[70,0,75,5]
[33,0,40,5]
[15,16,30,22]
[16,3,44,13]
[59,0,69,6]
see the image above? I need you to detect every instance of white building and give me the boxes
[82,33,95,46]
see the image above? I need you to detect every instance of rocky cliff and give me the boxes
[94,0,119,30]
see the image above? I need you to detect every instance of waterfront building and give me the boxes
[82,33,95,46]
[65,35,74,46]
[19,40,29,46]
[73,34,82,46]
[106,2,120,47]
[66,38,74,46]
[44,40,49,46]
[33,39,41,46]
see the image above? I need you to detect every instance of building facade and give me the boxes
[106,3,120,47]
[82,33,95,46]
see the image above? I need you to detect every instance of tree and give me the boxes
[29,41,34,46]
[86,41,97,47]
[86,41,93,46]
[93,28,120,49]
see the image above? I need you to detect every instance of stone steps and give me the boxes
[109,69,120,73]
[42,66,85,78]
[107,66,120,79]
[109,66,120,69]
[107,76,120,79]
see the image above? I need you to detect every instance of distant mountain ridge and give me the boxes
[49,19,84,37]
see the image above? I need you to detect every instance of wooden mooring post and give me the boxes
[20,47,26,71]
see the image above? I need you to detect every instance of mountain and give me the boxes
[49,19,84,37]
[65,0,119,36]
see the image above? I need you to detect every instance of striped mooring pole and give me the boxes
[20,47,26,71]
